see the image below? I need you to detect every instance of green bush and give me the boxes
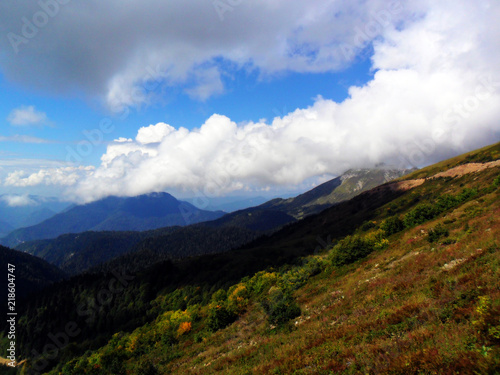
[100,348,128,375]
[329,234,374,267]
[404,189,479,230]
[435,195,459,212]
[132,360,159,375]
[302,257,326,277]
[403,203,438,228]
[206,302,237,332]
[493,175,500,188]
[457,188,478,202]
[211,289,227,302]
[261,288,301,326]
[381,216,405,236]
[360,221,377,232]
[427,224,449,243]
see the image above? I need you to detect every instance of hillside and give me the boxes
[15,208,295,275]
[15,231,158,275]
[3,142,499,374]
[0,193,224,248]
[0,245,66,305]
[260,168,413,218]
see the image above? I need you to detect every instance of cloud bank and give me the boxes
[2,0,500,202]
[1,0,414,111]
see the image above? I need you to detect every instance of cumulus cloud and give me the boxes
[2,0,500,203]
[0,194,37,207]
[4,166,94,188]
[7,106,49,126]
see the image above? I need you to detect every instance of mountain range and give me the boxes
[9,167,411,275]
[0,195,70,237]
[0,192,224,248]
[4,142,498,375]
[1,142,499,374]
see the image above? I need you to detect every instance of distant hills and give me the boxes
[16,209,296,275]
[0,218,14,238]
[0,192,224,248]
[188,195,269,213]
[0,194,70,237]
[11,167,410,276]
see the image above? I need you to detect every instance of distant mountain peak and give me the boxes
[0,192,224,247]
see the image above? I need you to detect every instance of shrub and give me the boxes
[457,188,478,202]
[360,221,377,232]
[436,195,459,212]
[246,271,278,296]
[365,229,390,250]
[493,175,500,188]
[211,289,227,303]
[261,288,301,326]
[206,302,237,332]
[403,203,438,228]
[133,360,158,375]
[473,295,500,342]
[227,284,250,315]
[193,331,206,343]
[100,348,128,375]
[381,216,405,236]
[302,256,326,277]
[329,234,374,267]
[177,321,192,336]
[427,224,449,243]
[279,268,310,292]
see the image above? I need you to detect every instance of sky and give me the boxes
[0,0,499,206]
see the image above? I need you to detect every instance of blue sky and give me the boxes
[0,59,373,165]
[0,0,499,204]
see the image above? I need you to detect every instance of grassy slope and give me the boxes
[163,146,500,374]
[23,142,500,374]
[170,181,499,374]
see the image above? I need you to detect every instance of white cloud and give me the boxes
[7,106,49,127]
[0,135,52,144]
[1,194,37,207]
[0,0,416,111]
[185,66,225,101]
[2,1,500,203]
[135,123,176,144]
[4,166,94,188]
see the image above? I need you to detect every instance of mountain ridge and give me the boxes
[259,167,414,218]
[0,192,224,248]
[5,142,500,374]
